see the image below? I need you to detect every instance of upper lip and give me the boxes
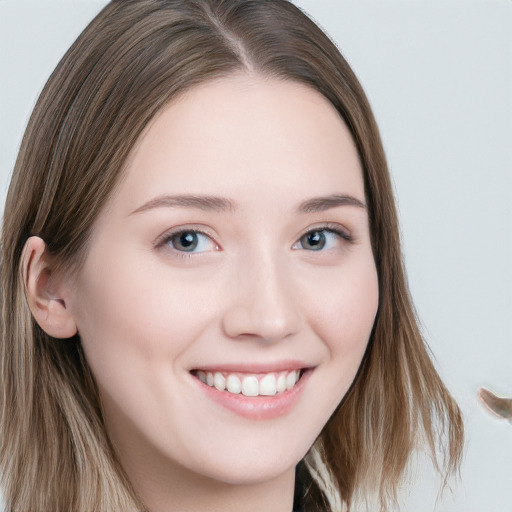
[190,361,312,374]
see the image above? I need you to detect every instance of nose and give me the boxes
[221,252,302,344]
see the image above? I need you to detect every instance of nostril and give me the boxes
[221,304,301,344]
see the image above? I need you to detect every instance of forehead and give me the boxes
[113,73,364,214]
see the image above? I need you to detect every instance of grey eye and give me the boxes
[294,229,348,251]
[300,231,327,250]
[167,231,212,252]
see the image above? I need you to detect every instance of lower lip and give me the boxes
[192,370,312,420]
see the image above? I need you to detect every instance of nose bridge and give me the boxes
[222,245,301,342]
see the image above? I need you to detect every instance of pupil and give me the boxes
[176,232,198,251]
[305,231,325,250]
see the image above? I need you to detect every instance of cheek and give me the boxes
[288,257,379,443]
[71,255,225,381]
[70,262,225,450]
[306,257,379,360]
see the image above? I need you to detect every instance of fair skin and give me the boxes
[24,74,379,512]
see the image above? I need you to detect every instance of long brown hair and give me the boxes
[0,1,463,510]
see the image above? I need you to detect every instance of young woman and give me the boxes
[0,1,463,511]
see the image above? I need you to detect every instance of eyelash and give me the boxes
[155,227,218,259]
[155,223,353,259]
[302,224,352,244]
[292,224,352,252]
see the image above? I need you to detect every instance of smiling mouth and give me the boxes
[191,369,304,397]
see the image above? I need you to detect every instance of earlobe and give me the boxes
[22,236,78,339]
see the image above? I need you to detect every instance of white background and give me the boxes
[1,1,511,511]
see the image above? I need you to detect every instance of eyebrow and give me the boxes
[296,194,366,213]
[130,192,366,216]
[130,194,237,215]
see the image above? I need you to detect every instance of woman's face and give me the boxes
[66,74,379,488]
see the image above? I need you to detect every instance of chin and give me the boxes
[186,443,308,486]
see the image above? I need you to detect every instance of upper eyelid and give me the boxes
[152,222,353,249]
[153,225,218,248]
[293,227,350,249]
[155,230,220,258]
[297,222,352,240]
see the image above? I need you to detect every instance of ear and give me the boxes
[21,236,78,339]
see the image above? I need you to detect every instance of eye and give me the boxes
[293,228,350,251]
[163,230,217,253]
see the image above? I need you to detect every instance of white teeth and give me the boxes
[241,376,259,397]
[199,369,302,396]
[214,372,226,391]
[259,374,277,396]
[276,374,286,393]
[286,370,297,390]
[226,374,241,394]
